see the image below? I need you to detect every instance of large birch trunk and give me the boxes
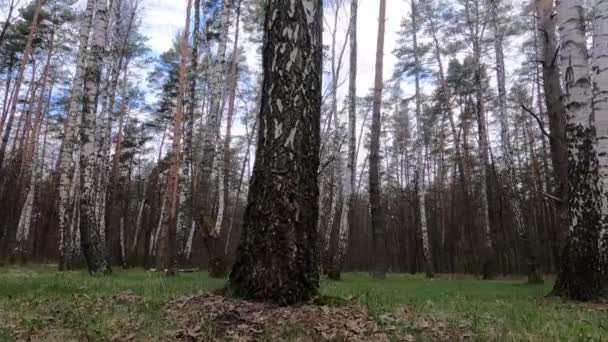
[593,0,608,288]
[552,0,605,300]
[227,0,322,304]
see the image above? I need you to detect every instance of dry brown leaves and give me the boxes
[166,294,389,341]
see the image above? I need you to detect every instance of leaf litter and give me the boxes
[166,293,389,341]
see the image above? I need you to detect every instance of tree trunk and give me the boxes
[158,0,191,275]
[329,0,357,281]
[369,0,387,279]
[592,0,608,288]
[58,0,97,271]
[215,0,242,256]
[411,0,434,278]
[198,0,232,278]
[490,0,543,283]
[79,0,111,275]
[552,0,605,300]
[227,0,322,304]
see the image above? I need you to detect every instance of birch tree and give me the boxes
[158,0,191,275]
[227,0,322,304]
[410,0,434,278]
[593,0,608,286]
[58,0,96,270]
[198,0,232,278]
[490,0,543,283]
[370,0,387,279]
[328,0,357,280]
[79,0,110,275]
[552,0,605,300]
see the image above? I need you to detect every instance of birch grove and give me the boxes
[0,0,606,302]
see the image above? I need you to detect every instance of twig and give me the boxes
[542,192,564,203]
[521,104,552,140]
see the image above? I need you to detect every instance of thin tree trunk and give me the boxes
[329,0,357,280]
[411,0,434,278]
[370,0,387,279]
[215,0,242,243]
[198,0,232,278]
[158,0,191,275]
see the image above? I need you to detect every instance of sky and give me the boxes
[139,0,410,100]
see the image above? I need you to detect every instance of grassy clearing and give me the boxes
[0,266,606,341]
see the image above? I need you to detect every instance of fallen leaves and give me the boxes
[166,293,388,341]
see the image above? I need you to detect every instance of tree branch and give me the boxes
[521,104,552,140]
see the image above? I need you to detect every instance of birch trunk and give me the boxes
[58,0,96,271]
[328,0,357,281]
[464,0,494,278]
[552,0,604,300]
[158,0,191,275]
[410,0,433,278]
[592,0,608,284]
[198,0,232,278]
[227,0,322,304]
[79,0,111,275]
[215,0,242,250]
[369,0,387,279]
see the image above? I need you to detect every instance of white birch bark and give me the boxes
[58,0,97,270]
[212,152,225,238]
[199,0,232,236]
[331,0,357,278]
[593,0,608,273]
[553,0,605,299]
[411,0,433,277]
[79,0,110,274]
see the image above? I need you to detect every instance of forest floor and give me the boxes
[0,266,606,341]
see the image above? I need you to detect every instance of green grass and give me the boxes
[0,266,606,341]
